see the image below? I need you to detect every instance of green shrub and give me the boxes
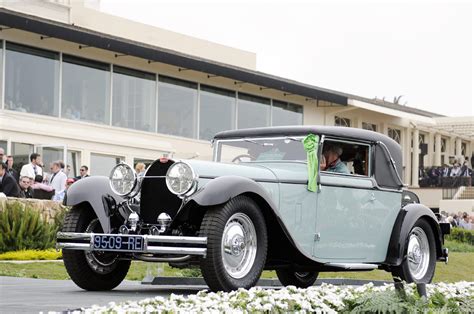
[0,202,65,253]
[447,228,474,245]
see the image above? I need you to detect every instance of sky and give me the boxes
[100,0,473,117]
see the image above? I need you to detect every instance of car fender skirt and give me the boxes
[64,176,123,233]
[385,203,443,266]
[190,176,278,209]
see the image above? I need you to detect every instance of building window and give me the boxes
[335,116,351,127]
[62,55,110,124]
[419,133,426,144]
[113,66,156,132]
[158,76,198,138]
[237,93,270,129]
[199,85,236,141]
[388,128,401,144]
[461,142,467,156]
[5,42,59,117]
[362,122,377,131]
[68,150,81,178]
[11,142,34,174]
[90,153,123,176]
[272,101,303,126]
[441,138,447,153]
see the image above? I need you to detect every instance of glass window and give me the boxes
[90,153,123,176]
[158,76,198,138]
[112,66,156,132]
[321,140,371,176]
[441,138,447,152]
[68,150,81,178]
[237,93,270,129]
[12,142,34,174]
[199,85,236,141]
[335,116,351,127]
[0,141,7,154]
[461,142,466,156]
[5,42,59,116]
[62,55,110,124]
[272,101,303,126]
[362,122,377,132]
[217,137,307,163]
[388,128,401,144]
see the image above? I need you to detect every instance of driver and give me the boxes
[322,143,350,174]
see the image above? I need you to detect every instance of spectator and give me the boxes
[322,143,350,174]
[6,155,19,183]
[450,162,461,176]
[441,164,451,177]
[32,175,54,192]
[75,165,90,180]
[135,163,146,177]
[459,212,472,230]
[0,162,20,197]
[48,161,67,201]
[0,147,5,163]
[20,153,43,181]
[18,176,34,198]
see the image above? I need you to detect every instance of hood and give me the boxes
[183,160,308,183]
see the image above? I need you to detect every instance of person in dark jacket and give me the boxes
[18,176,34,198]
[0,162,20,197]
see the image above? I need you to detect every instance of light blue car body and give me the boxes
[185,158,401,264]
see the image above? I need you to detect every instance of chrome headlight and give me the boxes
[109,163,137,196]
[166,161,197,197]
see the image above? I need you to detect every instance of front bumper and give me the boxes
[56,232,207,256]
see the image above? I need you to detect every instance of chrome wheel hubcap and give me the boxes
[407,227,430,281]
[221,213,257,279]
[84,219,118,274]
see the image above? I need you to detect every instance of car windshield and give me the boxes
[215,137,307,163]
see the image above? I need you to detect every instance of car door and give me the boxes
[313,173,376,261]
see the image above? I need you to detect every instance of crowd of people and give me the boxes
[0,150,90,201]
[419,157,473,187]
[440,211,473,230]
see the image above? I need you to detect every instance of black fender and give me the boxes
[189,175,278,208]
[385,203,443,266]
[64,176,123,233]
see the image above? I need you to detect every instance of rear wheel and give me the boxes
[199,195,267,292]
[392,219,436,283]
[62,206,131,291]
[276,270,319,288]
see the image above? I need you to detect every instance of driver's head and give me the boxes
[323,143,343,164]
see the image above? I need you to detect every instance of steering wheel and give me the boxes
[231,154,255,163]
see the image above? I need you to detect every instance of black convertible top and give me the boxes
[214,126,403,189]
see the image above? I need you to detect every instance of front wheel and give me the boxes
[62,206,131,291]
[276,270,319,288]
[199,195,268,292]
[392,219,436,283]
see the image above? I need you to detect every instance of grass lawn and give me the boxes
[0,252,472,282]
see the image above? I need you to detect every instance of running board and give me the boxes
[327,263,378,270]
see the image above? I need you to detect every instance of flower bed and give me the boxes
[79,282,473,313]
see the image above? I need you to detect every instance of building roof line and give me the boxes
[0,8,444,118]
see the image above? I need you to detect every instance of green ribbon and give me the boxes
[303,134,319,192]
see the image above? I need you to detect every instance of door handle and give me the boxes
[369,193,376,202]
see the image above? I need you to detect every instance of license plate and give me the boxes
[93,235,144,252]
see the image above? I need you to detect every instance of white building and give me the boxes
[0,1,472,210]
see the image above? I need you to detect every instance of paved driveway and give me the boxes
[0,276,202,313]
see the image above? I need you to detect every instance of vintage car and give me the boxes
[57,126,449,292]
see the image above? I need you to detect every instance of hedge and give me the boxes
[0,201,66,253]
[447,228,474,246]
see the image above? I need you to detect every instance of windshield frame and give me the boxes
[213,136,307,163]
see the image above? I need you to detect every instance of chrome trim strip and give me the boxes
[327,263,378,270]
